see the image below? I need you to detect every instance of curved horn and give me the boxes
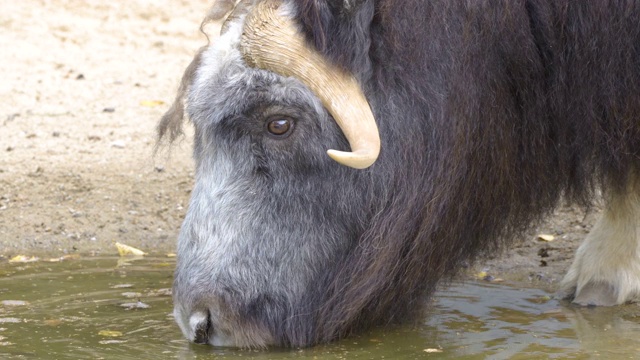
[239,0,380,169]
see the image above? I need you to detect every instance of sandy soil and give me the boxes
[0,0,600,291]
[0,0,209,255]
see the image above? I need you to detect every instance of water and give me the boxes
[0,257,639,359]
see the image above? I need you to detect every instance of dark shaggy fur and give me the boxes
[162,0,640,346]
[292,0,640,341]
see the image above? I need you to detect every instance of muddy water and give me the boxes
[0,257,639,359]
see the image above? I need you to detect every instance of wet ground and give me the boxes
[1,257,639,359]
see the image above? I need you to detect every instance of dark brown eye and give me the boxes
[266,118,293,137]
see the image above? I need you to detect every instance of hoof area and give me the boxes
[572,282,620,307]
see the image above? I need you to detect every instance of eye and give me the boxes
[266,117,294,138]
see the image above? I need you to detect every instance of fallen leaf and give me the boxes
[166,253,176,258]
[98,330,123,337]
[115,242,146,257]
[423,348,443,353]
[9,255,39,263]
[46,254,80,262]
[537,234,555,242]
[140,100,165,107]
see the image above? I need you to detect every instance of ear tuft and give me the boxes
[156,47,207,148]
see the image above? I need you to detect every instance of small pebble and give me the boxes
[146,288,171,297]
[121,292,142,298]
[120,301,150,310]
[111,140,125,149]
[111,284,133,289]
[99,340,127,345]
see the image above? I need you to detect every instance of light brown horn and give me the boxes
[239,0,380,169]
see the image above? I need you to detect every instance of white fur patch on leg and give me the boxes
[560,182,640,306]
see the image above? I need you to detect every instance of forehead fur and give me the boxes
[187,19,327,129]
[156,7,326,147]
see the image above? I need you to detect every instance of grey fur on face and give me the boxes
[172,18,361,347]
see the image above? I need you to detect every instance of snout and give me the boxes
[173,304,242,347]
[173,299,276,348]
[175,308,212,344]
[173,306,236,346]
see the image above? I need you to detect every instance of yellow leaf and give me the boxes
[9,255,39,263]
[140,100,165,107]
[46,254,81,262]
[98,330,123,337]
[537,234,555,242]
[166,253,176,258]
[115,243,146,257]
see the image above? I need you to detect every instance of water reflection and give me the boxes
[0,257,638,359]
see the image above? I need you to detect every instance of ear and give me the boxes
[156,47,207,146]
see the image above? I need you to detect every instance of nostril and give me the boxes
[190,310,213,344]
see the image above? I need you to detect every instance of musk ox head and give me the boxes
[158,0,544,349]
[160,0,398,348]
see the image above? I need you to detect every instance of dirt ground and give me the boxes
[0,0,601,291]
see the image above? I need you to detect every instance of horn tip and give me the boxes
[327,149,378,169]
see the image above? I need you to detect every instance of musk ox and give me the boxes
[158,0,640,348]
